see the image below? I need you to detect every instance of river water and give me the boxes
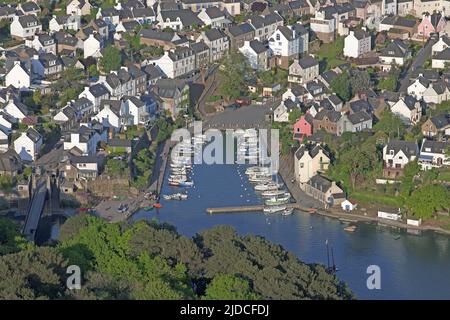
[131,161,450,300]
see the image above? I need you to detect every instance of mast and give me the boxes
[325,239,330,271]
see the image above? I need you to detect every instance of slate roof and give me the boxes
[347,110,371,124]
[308,174,334,192]
[421,139,449,154]
[203,28,227,41]
[139,29,176,42]
[298,55,318,69]
[430,113,450,129]
[434,47,450,60]
[314,109,342,122]
[249,39,267,54]
[380,39,409,58]
[89,83,109,97]
[385,140,418,157]
[160,9,204,27]
[17,15,41,28]
[228,23,255,37]
[295,143,330,160]
[154,79,187,98]
[0,149,22,173]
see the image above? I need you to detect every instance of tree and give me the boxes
[400,161,420,198]
[405,184,450,219]
[288,108,303,124]
[349,70,371,95]
[0,247,68,299]
[218,52,250,101]
[203,274,260,300]
[0,218,27,255]
[88,64,99,78]
[373,110,405,139]
[99,46,122,73]
[330,72,351,101]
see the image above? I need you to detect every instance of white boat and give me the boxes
[265,195,290,206]
[179,181,194,187]
[261,190,286,198]
[163,193,188,201]
[248,176,272,183]
[246,167,270,175]
[255,183,278,191]
[282,208,293,216]
[263,205,286,214]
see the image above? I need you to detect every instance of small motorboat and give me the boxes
[282,208,293,216]
[153,203,162,209]
[344,225,357,232]
[143,205,154,211]
[179,181,194,187]
[169,181,180,186]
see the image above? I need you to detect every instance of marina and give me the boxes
[129,131,450,299]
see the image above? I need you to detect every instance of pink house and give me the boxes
[293,113,313,141]
[418,12,446,38]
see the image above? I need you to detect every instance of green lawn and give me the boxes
[314,36,346,71]
[349,190,404,208]
[438,170,450,182]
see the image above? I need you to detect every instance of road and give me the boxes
[398,37,437,93]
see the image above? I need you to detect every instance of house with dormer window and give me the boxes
[10,15,42,39]
[382,140,419,179]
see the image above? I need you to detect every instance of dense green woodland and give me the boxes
[0,215,353,300]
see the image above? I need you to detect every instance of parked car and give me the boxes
[235,97,251,106]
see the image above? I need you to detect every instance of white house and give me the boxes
[5,61,31,90]
[92,101,123,130]
[238,40,269,71]
[294,143,330,185]
[422,80,450,104]
[148,46,195,78]
[25,34,57,54]
[379,39,411,70]
[432,47,450,69]
[3,99,29,122]
[268,23,308,59]
[63,125,103,156]
[49,15,81,32]
[10,15,42,39]
[66,0,92,16]
[407,76,429,100]
[418,139,450,170]
[382,140,419,178]
[343,30,371,58]
[341,199,357,212]
[78,84,110,112]
[197,28,229,63]
[273,99,297,122]
[390,95,422,126]
[13,128,42,161]
[83,33,103,59]
[124,96,149,125]
[0,112,13,134]
[432,35,450,55]
[197,7,228,28]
